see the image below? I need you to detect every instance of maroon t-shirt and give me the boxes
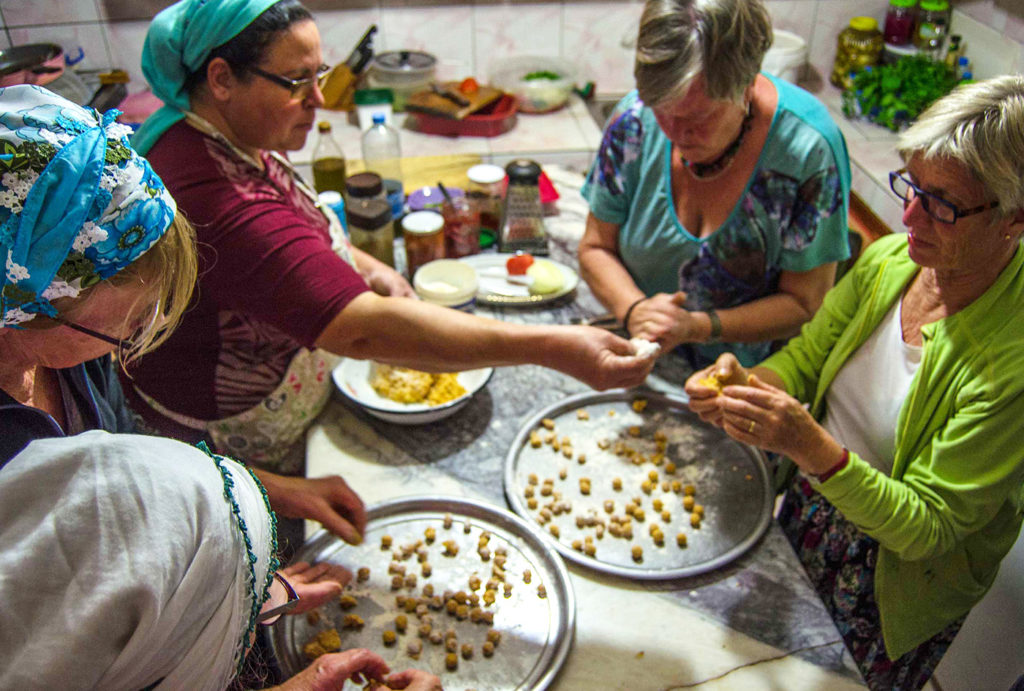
[128,121,368,421]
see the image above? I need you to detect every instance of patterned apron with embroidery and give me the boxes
[137,114,355,473]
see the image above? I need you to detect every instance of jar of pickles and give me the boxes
[883,0,917,46]
[346,198,394,266]
[831,17,884,89]
[466,163,505,248]
[402,210,445,279]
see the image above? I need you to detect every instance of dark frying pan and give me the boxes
[0,43,64,87]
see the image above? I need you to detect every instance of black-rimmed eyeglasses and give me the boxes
[256,572,300,626]
[248,64,331,100]
[55,316,136,351]
[889,168,999,225]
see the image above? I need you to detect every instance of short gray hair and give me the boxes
[898,75,1024,216]
[635,0,772,107]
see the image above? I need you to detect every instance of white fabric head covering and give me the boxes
[0,431,278,690]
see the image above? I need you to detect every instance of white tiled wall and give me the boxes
[4,1,1020,97]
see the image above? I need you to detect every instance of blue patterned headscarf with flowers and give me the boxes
[0,85,176,327]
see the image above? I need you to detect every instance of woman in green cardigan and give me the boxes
[685,75,1024,690]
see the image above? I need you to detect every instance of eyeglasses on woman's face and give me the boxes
[55,316,136,352]
[256,571,300,625]
[248,63,331,101]
[889,168,999,225]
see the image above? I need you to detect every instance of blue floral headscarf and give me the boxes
[0,85,176,327]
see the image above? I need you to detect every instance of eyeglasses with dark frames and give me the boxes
[248,64,332,100]
[889,168,999,225]
[55,316,136,351]
[257,571,300,625]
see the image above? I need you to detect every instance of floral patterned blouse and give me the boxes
[582,74,851,366]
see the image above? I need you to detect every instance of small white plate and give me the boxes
[457,254,579,306]
[332,359,493,425]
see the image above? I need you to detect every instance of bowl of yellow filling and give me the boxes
[332,359,494,424]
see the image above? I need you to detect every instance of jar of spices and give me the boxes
[402,210,445,278]
[466,163,505,249]
[914,0,950,55]
[830,17,884,89]
[442,195,481,258]
[346,198,394,266]
[345,172,386,202]
[883,0,917,46]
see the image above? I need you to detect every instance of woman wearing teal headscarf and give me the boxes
[126,0,654,484]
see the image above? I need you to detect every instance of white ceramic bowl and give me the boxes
[413,259,479,311]
[332,359,493,425]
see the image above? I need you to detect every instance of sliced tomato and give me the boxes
[459,77,480,95]
[506,252,534,275]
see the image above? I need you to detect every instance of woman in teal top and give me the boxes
[686,76,1024,690]
[580,0,850,367]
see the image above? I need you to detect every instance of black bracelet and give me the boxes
[622,297,647,336]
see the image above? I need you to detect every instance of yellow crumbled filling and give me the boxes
[371,364,466,405]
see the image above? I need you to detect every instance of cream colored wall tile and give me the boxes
[377,4,474,79]
[952,10,1018,79]
[313,8,382,67]
[1,0,98,26]
[561,1,644,97]
[805,0,888,86]
[472,3,561,81]
[104,20,148,93]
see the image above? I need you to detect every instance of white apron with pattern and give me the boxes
[138,113,355,472]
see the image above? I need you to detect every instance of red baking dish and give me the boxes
[406,94,517,138]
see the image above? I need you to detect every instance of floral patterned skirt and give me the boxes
[778,476,964,691]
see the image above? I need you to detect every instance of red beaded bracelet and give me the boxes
[815,448,849,483]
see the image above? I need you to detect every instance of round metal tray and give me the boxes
[503,390,773,580]
[270,497,575,690]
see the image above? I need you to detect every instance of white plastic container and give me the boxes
[761,30,807,83]
[413,259,478,311]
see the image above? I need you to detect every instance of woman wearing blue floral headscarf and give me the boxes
[0,83,197,462]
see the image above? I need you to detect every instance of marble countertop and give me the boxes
[305,278,867,690]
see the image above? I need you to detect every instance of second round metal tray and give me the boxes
[270,496,574,690]
[504,389,773,580]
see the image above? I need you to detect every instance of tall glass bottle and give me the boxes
[312,121,347,194]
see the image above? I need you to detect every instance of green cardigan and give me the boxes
[762,233,1024,659]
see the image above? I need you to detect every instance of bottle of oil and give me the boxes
[312,121,347,194]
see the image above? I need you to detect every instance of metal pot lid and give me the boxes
[0,43,62,77]
[372,50,437,75]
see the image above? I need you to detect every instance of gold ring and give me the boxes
[748,419,756,434]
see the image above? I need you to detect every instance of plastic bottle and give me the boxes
[361,113,403,195]
[311,121,347,194]
[944,35,963,70]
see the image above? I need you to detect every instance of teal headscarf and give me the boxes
[0,85,176,328]
[132,0,280,155]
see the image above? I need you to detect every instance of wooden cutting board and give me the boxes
[405,81,503,120]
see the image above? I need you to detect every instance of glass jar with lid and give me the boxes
[466,163,505,249]
[883,0,917,46]
[915,0,950,55]
[345,172,386,202]
[346,198,394,266]
[402,210,446,278]
[830,17,884,89]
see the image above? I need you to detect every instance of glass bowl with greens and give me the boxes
[491,56,577,113]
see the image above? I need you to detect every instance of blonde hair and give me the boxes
[635,0,772,107]
[43,213,198,364]
[898,75,1024,217]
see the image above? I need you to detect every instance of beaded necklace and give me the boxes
[680,105,754,181]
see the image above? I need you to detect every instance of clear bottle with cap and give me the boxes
[466,163,505,249]
[831,17,884,89]
[361,113,402,190]
[498,159,547,254]
[402,210,446,278]
[312,121,347,194]
[346,197,394,266]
